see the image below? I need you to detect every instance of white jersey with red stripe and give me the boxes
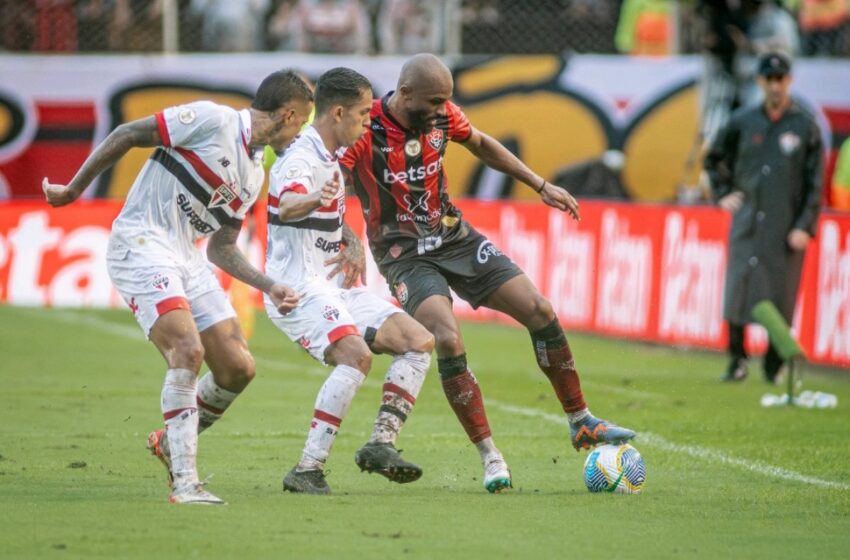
[107,100,264,265]
[266,125,346,292]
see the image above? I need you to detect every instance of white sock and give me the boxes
[371,351,430,445]
[161,368,199,487]
[567,408,591,425]
[298,364,365,471]
[196,372,240,433]
[475,437,502,465]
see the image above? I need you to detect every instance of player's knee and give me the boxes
[528,294,556,327]
[434,327,463,356]
[174,338,205,371]
[328,336,373,374]
[232,352,256,385]
[409,330,435,354]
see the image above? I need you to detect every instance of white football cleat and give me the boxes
[483,455,513,494]
[169,483,225,505]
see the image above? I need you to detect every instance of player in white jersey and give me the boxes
[42,70,314,505]
[266,68,434,495]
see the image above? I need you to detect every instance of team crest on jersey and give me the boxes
[178,108,196,124]
[152,273,169,291]
[393,282,409,305]
[404,139,422,157]
[427,129,444,150]
[779,131,800,155]
[322,305,340,322]
[209,182,238,208]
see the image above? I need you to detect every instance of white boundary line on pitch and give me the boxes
[488,399,850,491]
[27,308,849,491]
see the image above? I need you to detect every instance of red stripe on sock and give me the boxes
[313,409,342,427]
[163,406,196,420]
[441,370,491,444]
[196,396,225,415]
[155,296,190,317]
[383,382,416,405]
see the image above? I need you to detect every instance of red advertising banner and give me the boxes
[1,199,847,368]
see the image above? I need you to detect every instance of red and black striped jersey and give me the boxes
[340,93,472,267]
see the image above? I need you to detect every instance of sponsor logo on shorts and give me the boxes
[476,240,503,264]
[427,129,443,150]
[394,282,409,305]
[389,244,403,259]
[176,193,215,234]
[152,273,170,291]
[322,305,340,322]
[315,237,342,253]
[298,336,311,349]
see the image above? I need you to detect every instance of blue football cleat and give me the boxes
[570,415,636,451]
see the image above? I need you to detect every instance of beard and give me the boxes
[407,109,435,134]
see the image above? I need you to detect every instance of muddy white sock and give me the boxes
[161,368,199,487]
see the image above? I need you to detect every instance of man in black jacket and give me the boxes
[704,51,823,383]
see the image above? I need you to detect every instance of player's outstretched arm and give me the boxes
[460,127,580,220]
[42,116,162,207]
[277,171,340,221]
[325,223,366,289]
[208,223,299,314]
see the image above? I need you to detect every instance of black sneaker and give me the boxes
[354,442,422,484]
[283,467,330,495]
[721,357,748,382]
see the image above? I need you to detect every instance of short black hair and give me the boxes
[314,67,372,115]
[252,70,313,111]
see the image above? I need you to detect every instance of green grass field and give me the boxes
[1,305,849,559]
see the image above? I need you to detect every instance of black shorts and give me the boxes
[381,225,523,316]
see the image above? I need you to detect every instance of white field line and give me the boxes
[488,399,850,491]
[32,309,849,490]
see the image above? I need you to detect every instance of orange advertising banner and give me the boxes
[2,199,848,368]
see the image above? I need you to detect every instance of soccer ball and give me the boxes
[583,443,646,494]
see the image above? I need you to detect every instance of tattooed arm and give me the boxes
[43,116,162,207]
[208,223,300,314]
[325,223,366,289]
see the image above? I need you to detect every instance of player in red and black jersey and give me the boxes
[341,54,636,493]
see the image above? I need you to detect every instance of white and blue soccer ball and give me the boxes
[583,443,646,494]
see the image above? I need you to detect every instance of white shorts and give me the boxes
[266,286,403,363]
[106,245,236,338]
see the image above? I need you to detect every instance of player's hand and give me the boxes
[787,228,811,251]
[318,171,340,208]
[539,182,580,221]
[268,283,300,315]
[718,191,744,213]
[325,241,366,289]
[42,177,80,207]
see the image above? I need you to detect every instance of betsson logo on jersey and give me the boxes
[382,157,443,184]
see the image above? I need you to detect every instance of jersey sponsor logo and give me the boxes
[779,131,800,155]
[397,190,442,223]
[404,139,422,156]
[286,167,302,179]
[394,281,409,305]
[152,272,170,291]
[476,240,503,264]
[176,193,215,234]
[208,182,238,209]
[322,305,340,322]
[382,157,444,185]
[427,129,444,150]
[380,146,394,153]
[315,237,342,253]
[178,108,196,124]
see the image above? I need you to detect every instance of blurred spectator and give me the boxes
[267,0,298,50]
[831,136,850,209]
[378,0,440,54]
[34,0,78,52]
[616,0,673,56]
[77,0,114,52]
[1,0,36,51]
[290,0,368,54]
[190,0,270,52]
[793,0,849,56]
[111,0,162,51]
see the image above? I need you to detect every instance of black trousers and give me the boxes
[728,322,784,378]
